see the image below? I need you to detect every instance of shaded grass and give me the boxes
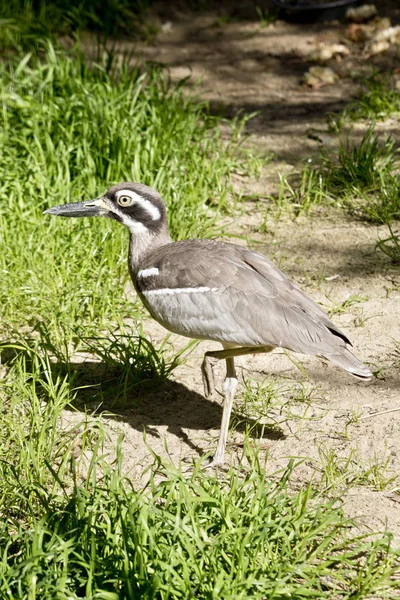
[0,0,154,50]
[0,326,182,422]
[0,43,260,343]
[0,345,399,599]
[23,323,196,407]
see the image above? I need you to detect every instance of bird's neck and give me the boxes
[128,226,172,276]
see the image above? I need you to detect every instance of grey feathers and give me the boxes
[133,239,371,378]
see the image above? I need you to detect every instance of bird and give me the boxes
[44,182,372,466]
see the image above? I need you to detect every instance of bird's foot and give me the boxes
[203,453,227,469]
[201,355,219,397]
[182,453,226,471]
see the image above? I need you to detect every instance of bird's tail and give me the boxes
[322,347,372,380]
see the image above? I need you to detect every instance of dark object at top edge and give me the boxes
[272,0,360,23]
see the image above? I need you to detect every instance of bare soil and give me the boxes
[74,3,400,544]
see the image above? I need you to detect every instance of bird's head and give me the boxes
[44,182,168,236]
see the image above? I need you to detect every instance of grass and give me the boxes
[0,10,399,598]
[1,0,280,50]
[6,325,192,408]
[339,72,400,123]
[235,377,324,432]
[266,74,400,262]
[0,43,259,345]
[312,128,400,262]
[255,6,279,27]
[318,129,397,198]
[377,224,400,264]
[323,294,368,318]
[318,445,398,494]
[0,346,399,599]
[329,77,400,261]
[0,0,154,50]
[269,128,400,261]
[269,70,400,264]
[265,167,330,220]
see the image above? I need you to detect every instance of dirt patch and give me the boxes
[75,5,400,543]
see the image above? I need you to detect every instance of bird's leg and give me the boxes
[201,346,273,398]
[201,354,219,398]
[200,345,273,468]
[208,356,238,467]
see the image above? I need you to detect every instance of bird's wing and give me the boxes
[239,247,351,344]
[135,240,350,356]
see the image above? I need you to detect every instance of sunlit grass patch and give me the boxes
[268,129,400,231]
[264,166,330,220]
[318,129,396,199]
[317,444,398,494]
[377,224,400,264]
[339,72,400,123]
[0,43,260,343]
[235,376,324,433]
[315,130,400,226]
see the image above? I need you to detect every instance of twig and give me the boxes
[360,407,400,420]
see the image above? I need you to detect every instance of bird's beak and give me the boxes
[43,197,109,218]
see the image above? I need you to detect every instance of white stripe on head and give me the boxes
[115,189,161,221]
[143,287,218,296]
[137,267,160,278]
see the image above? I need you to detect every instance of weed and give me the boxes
[324,294,368,317]
[236,377,324,430]
[267,167,330,220]
[353,308,376,328]
[377,224,400,264]
[319,129,397,198]
[345,406,364,427]
[279,128,400,226]
[318,444,398,493]
[343,72,400,122]
[256,6,278,27]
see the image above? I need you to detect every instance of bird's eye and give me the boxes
[117,195,134,207]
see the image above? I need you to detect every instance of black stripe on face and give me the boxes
[127,202,160,229]
[105,184,167,232]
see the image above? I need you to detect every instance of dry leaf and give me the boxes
[346,4,377,23]
[308,44,349,62]
[304,66,338,89]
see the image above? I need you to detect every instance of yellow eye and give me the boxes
[117,195,134,207]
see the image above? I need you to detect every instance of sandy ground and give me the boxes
[70,3,400,544]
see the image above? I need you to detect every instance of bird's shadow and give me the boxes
[65,359,285,457]
[1,340,285,459]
